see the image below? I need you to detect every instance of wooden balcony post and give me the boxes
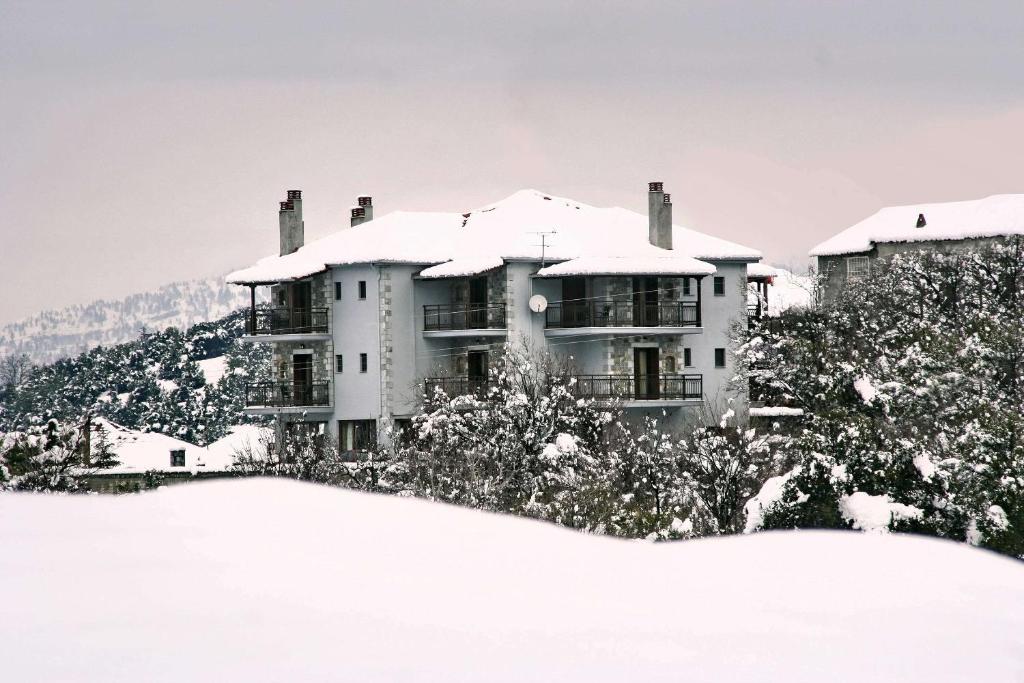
[249,285,257,335]
[696,276,703,327]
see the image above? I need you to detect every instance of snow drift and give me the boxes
[1,479,1021,682]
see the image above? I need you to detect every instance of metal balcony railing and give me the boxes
[571,374,703,401]
[545,301,700,329]
[423,376,490,398]
[248,308,329,335]
[423,303,507,331]
[244,382,331,408]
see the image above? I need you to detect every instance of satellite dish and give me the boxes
[529,294,548,313]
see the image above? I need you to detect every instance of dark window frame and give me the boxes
[335,354,343,373]
[683,348,692,367]
[358,281,367,300]
[713,277,725,296]
[334,282,342,300]
[170,449,186,467]
[359,353,368,373]
[682,278,691,296]
[714,348,726,368]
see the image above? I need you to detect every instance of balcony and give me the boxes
[422,374,702,405]
[422,303,507,337]
[544,301,700,335]
[423,376,489,398]
[244,308,331,342]
[571,374,703,403]
[244,382,332,413]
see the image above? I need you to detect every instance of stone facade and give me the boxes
[818,235,1014,302]
[379,267,394,418]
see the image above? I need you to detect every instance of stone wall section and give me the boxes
[378,267,394,419]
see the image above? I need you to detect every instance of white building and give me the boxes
[227,183,763,452]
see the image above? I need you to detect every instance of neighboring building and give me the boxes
[811,194,1024,301]
[82,420,270,492]
[226,183,764,452]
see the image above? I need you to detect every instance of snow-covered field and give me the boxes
[1,480,1021,682]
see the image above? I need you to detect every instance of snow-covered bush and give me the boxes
[741,240,1024,556]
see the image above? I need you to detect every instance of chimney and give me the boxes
[279,190,304,256]
[916,213,927,228]
[648,182,673,249]
[351,195,373,227]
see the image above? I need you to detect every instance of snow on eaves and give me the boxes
[810,194,1024,257]
[536,255,715,277]
[227,189,762,284]
[418,256,505,279]
[746,262,777,278]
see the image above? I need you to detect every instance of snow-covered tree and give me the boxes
[1,417,117,492]
[741,240,1024,557]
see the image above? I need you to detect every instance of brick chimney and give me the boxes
[279,190,304,256]
[648,182,673,250]
[351,195,373,227]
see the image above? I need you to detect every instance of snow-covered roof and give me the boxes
[746,263,777,279]
[87,419,271,475]
[227,190,762,284]
[4,479,1023,681]
[536,255,715,277]
[810,194,1024,257]
[418,256,505,279]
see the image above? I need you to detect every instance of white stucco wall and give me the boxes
[331,264,381,421]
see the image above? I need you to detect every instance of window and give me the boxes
[846,256,870,280]
[335,354,343,373]
[682,278,691,296]
[170,449,186,467]
[358,280,367,299]
[713,276,725,296]
[334,282,342,300]
[683,348,692,367]
[714,348,726,368]
[339,420,377,457]
[359,353,368,373]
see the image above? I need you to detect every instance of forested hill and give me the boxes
[0,278,262,364]
[0,309,269,446]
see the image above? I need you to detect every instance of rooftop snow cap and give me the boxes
[279,190,304,256]
[916,213,927,228]
[648,182,673,250]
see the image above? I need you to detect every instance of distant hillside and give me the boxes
[0,308,270,445]
[0,278,263,364]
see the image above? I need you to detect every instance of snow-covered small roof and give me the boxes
[746,263,777,279]
[202,424,273,470]
[810,194,1024,257]
[418,256,505,279]
[536,255,715,277]
[86,419,271,475]
[88,419,206,475]
[227,190,761,284]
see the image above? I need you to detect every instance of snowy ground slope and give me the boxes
[1,480,1021,683]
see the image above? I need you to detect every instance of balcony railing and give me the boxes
[244,382,330,408]
[248,308,329,336]
[571,374,703,401]
[422,374,702,402]
[423,303,506,331]
[423,376,489,398]
[545,301,700,329]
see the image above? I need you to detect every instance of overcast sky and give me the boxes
[3,0,1024,323]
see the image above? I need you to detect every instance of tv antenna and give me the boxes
[530,229,558,267]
